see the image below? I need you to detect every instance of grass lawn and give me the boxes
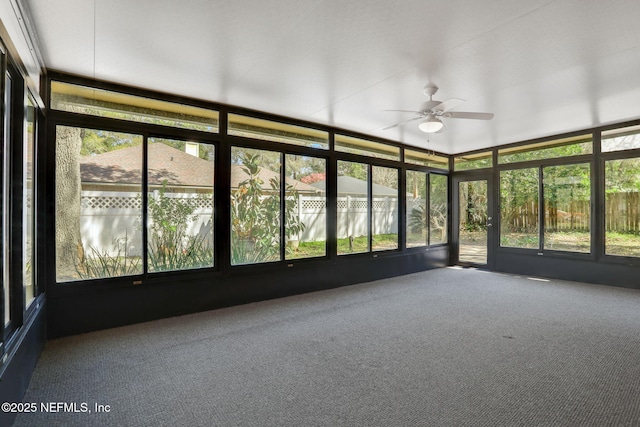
[286,240,326,259]
[544,231,590,252]
[287,234,399,259]
[501,230,640,257]
[606,231,640,257]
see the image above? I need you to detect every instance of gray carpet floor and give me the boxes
[13,267,640,426]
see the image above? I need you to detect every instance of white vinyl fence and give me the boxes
[283,195,399,241]
[80,192,398,254]
[80,191,213,256]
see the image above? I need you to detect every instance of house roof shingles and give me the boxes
[80,143,321,192]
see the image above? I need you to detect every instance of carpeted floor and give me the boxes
[13,268,640,426]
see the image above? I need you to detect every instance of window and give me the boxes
[405,149,448,170]
[147,138,214,272]
[337,161,369,254]
[372,166,398,251]
[1,58,36,338]
[454,151,492,171]
[498,135,592,164]
[605,158,640,257]
[51,81,219,132]
[2,66,11,327]
[602,125,640,153]
[23,96,36,307]
[429,174,448,244]
[403,170,449,248]
[55,126,144,281]
[500,164,591,253]
[228,114,328,149]
[406,170,427,248]
[284,154,327,260]
[230,147,281,265]
[335,135,400,161]
[230,149,325,264]
[500,168,539,249]
[543,164,591,253]
[336,162,399,254]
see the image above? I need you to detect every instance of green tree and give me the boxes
[147,182,213,271]
[337,161,368,181]
[230,151,305,265]
[80,129,137,155]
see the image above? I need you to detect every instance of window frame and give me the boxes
[146,136,216,273]
[1,54,42,346]
[22,92,37,310]
[334,150,404,257]
[428,171,449,247]
[541,162,592,254]
[403,168,451,249]
[600,147,640,263]
[46,73,455,291]
[405,168,428,249]
[336,158,371,256]
[49,113,221,288]
[229,145,283,266]
[50,80,220,133]
[283,152,328,261]
[498,165,540,250]
[1,51,11,340]
[4,60,22,339]
[371,164,399,252]
[495,152,596,258]
[228,113,329,150]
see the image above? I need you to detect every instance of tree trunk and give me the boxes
[55,125,82,280]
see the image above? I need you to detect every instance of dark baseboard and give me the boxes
[48,249,449,338]
[495,251,640,289]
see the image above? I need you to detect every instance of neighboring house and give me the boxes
[78,143,322,254]
[80,142,322,194]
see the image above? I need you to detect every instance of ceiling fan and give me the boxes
[382,84,494,133]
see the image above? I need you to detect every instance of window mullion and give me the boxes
[142,135,149,276]
[538,166,544,252]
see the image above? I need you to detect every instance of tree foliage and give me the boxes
[337,161,368,181]
[230,151,305,265]
[147,182,213,272]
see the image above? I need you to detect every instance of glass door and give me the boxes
[454,175,495,267]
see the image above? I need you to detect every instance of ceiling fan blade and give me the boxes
[444,111,494,120]
[381,116,422,130]
[433,98,465,113]
[383,109,422,114]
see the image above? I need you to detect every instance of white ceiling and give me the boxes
[23,0,640,154]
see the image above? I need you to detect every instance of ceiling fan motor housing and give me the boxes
[423,83,439,97]
[420,100,442,114]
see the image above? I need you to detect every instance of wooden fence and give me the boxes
[606,192,640,233]
[502,191,640,233]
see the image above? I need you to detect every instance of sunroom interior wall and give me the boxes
[45,72,451,337]
[452,126,640,289]
[0,10,46,424]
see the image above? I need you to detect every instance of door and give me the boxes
[453,175,495,268]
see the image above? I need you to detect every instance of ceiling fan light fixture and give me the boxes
[418,117,444,133]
